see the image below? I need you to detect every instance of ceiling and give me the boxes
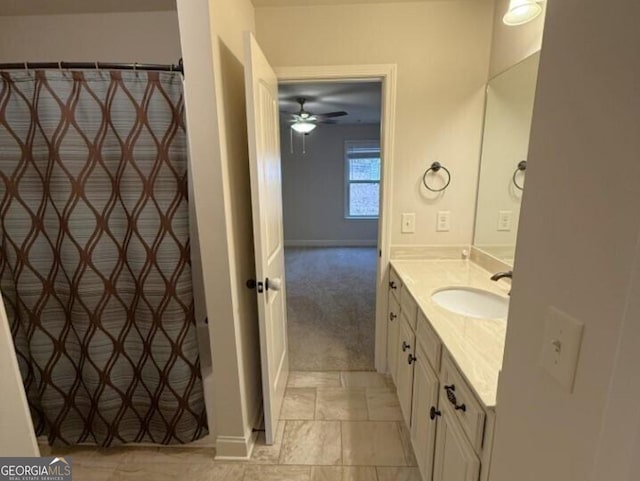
[279,81,382,125]
[253,0,435,6]
[0,0,176,16]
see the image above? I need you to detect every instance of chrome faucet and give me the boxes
[490,271,513,281]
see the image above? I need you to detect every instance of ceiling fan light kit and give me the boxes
[291,121,317,134]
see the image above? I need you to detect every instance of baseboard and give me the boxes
[214,402,262,460]
[285,239,378,247]
[214,434,254,459]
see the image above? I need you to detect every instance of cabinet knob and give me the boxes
[389,312,397,321]
[402,341,410,352]
[407,353,417,365]
[389,281,397,290]
[429,406,441,420]
[444,385,466,412]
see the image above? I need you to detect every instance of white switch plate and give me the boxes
[540,307,584,392]
[437,211,451,232]
[401,213,416,233]
[497,210,512,231]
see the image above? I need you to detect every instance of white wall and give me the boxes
[490,1,640,480]
[0,11,181,63]
[256,0,494,248]
[0,296,39,456]
[282,123,380,246]
[178,0,261,458]
[207,0,262,458]
[489,0,546,78]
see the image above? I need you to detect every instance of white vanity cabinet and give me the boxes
[387,294,401,383]
[396,315,416,425]
[387,269,402,382]
[386,266,496,481]
[411,342,440,481]
[432,398,481,481]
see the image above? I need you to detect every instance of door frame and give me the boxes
[275,64,397,373]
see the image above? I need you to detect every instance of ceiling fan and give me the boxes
[284,97,348,133]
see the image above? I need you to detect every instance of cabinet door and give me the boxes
[411,343,439,481]
[432,397,480,481]
[387,294,401,383]
[396,315,416,425]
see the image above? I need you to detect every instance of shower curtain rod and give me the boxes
[0,59,184,74]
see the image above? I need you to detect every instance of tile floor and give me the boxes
[41,371,420,481]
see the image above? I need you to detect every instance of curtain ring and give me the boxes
[422,161,451,192]
[512,160,527,191]
[24,62,29,72]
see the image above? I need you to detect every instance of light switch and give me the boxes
[497,210,512,231]
[540,307,584,392]
[401,213,416,233]
[437,211,450,232]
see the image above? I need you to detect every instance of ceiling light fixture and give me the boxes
[291,121,317,134]
[503,0,543,26]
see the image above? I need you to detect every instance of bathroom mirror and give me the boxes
[473,52,540,265]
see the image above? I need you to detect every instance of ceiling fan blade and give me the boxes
[315,111,348,119]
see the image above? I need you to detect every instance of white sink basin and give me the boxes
[431,287,509,320]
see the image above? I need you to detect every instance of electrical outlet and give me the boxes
[401,213,416,233]
[540,307,584,392]
[497,211,513,231]
[437,211,451,232]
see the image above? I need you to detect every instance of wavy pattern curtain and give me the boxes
[0,70,208,446]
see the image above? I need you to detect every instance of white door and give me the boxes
[244,31,289,445]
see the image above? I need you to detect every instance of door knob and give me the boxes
[266,277,282,291]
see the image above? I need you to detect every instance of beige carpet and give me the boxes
[285,247,377,371]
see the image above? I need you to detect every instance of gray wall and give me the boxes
[281,123,380,246]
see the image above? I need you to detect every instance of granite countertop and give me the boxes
[390,259,509,408]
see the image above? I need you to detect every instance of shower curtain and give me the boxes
[0,69,208,446]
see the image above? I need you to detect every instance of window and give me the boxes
[345,141,381,218]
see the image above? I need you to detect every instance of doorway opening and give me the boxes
[278,80,383,371]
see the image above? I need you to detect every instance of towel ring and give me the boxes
[422,161,451,192]
[512,160,527,191]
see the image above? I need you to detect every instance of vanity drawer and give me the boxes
[440,352,486,454]
[389,267,402,302]
[400,289,418,331]
[416,311,442,372]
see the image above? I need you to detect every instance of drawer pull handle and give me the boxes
[408,353,417,365]
[390,312,397,321]
[402,341,410,352]
[429,406,441,420]
[389,281,397,290]
[444,385,466,412]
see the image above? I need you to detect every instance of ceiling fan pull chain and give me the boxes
[302,131,306,155]
[290,127,294,154]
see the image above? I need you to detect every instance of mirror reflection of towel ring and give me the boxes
[512,160,527,191]
[422,162,451,192]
